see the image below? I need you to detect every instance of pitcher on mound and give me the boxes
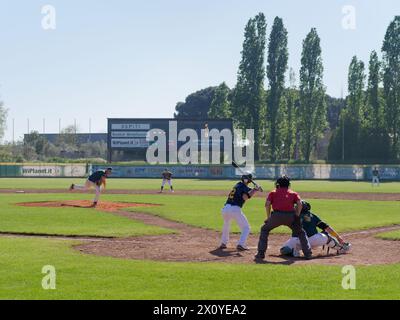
[69,167,113,207]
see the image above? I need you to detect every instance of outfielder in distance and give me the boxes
[69,167,113,207]
[219,173,261,251]
[160,168,174,193]
[280,200,351,257]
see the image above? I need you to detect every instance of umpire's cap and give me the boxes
[276,175,290,188]
[106,167,113,171]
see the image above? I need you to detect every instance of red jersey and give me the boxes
[267,188,300,212]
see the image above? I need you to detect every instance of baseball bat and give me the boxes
[231,161,263,192]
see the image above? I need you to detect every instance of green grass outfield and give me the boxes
[1,178,400,193]
[0,237,399,300]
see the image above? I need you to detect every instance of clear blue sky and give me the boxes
[0,0,399,141]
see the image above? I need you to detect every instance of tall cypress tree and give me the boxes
[361,51,390,159]
[299,28,327,162]
[382,16,400,159]
[266,17,288,161]
[283,68,298,160]
[232,13,267,160]
[344,56,366,160]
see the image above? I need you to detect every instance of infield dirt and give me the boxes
[7,200,400,266]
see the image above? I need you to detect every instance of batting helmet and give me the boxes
[241,173,253,182]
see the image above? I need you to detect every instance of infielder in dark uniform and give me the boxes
[220,174,261,251]
[69,167,112,207]
[255,176,312,260]
[160,169,174,193]
[280,200,351,257]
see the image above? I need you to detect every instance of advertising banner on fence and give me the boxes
[91,164,400,180]
[2,164,400,180]
[91,165,234,179]
[17,164,88,177]
[21,165,62,177]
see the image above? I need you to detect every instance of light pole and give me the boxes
[12,118,15,144]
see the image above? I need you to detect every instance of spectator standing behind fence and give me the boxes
[372,167,380,187]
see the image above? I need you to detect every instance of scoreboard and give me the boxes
[107,118,233,162]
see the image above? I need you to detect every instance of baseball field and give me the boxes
[1,178,400,300]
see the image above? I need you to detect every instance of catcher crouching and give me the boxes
[280,200,351,257]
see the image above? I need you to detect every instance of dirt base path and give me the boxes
[1,188,399,201]
[6,200,400,266]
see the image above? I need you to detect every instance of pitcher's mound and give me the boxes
[17,200,160,211]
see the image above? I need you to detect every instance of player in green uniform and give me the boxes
[280,201,351,257]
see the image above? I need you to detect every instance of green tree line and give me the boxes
[329,17,400,162]
[175,15,400,163]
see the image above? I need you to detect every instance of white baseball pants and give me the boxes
[220,204,250,247]
[161,179,172,187]
[283,233,329,252]
[74,180,101,202]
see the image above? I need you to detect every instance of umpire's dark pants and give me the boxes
[257,211,312,256]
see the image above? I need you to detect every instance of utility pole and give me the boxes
[43,118,46,134]
[342,116,345,161]
[89,118,92,142]
[341,84,345,162]
[59,118,61,134]
[27,119,30,134]
[12,118,15,144]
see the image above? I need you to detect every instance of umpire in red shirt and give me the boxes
[255,176,312,260]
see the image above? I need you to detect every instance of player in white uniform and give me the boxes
[280,201,351,257]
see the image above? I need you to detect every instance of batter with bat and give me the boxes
[219,172,262,251]
[69,167,112,207]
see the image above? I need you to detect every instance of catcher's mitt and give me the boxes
[339,242,351,254]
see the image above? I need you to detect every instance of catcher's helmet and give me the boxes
[276,175,290,188]
[301,200,311,213]
[280,246,294,256]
